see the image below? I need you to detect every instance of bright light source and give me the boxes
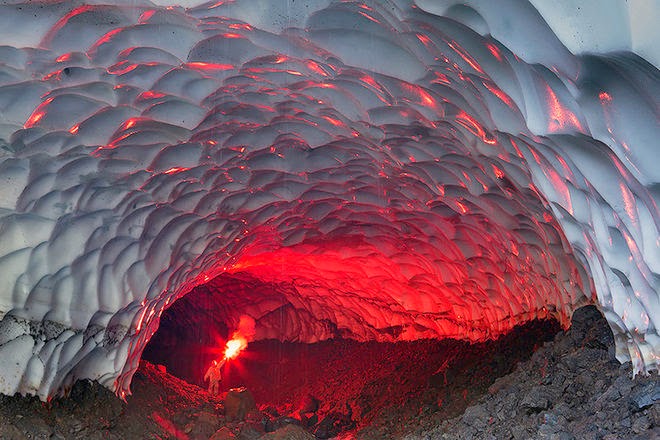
[224,337,247,359]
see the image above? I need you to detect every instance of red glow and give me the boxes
[185,62,234,72]
[486,43,503,62]
[94,118,146,154]
[413,85,437,108]
[598,91,612,104]
[358,11,380,24]
[107,61,140,75]
[456,111,496,144]
[354,74,388,104]
[43,69,64,81]
[483,81,516,110]
[152,412,188,439]
[474,175,489,192]
[447,40,484,74]
[42,5,95,46]
[221,32,244,39]
[546,166,573,215]
[510,241,519,256]
[358,73,380,91]
[55,53,72,63]
[321,115,345,127]
[138,90,167,100]
[136,307,148,332]
[401,83,439,111]
[163,167,190,175]
[306,60,328,76]
[218,316,256,361]
[224,337,247,359]
[228,23,253,31]
[620,181,637,223]
[509,138,525,159]
[138,9,157,24]
[544,84,584,133]
[122,117,145,130]
[431,72,451,85]
[416,33,432,47]
[556,155,573,179]
[24,97,54,128]
[90,28,123,52]
[598,90,620,138]
[117,47,138,58]
[19,2,601,401]
[225,239,536,341]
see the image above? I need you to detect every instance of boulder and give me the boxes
[224,387,257,422]
[568,306,614,351]
[629,381,660,412]
[520,386,552,413]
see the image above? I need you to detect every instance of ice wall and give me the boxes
[0,0,657,400]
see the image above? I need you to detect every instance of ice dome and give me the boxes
[0,0,657,400]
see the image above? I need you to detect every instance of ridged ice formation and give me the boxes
[0,0,657,400]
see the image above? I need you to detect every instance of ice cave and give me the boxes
[0,1,657,431]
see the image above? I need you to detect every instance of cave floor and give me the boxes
[0,314,658,439]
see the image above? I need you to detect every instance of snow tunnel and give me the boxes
[0,0,657,403]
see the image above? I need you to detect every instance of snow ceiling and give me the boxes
[0,0,657,400]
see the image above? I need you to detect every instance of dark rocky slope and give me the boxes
[410,306,659,440]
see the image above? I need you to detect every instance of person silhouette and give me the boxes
[204,358,226,395]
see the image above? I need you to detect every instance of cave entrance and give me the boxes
[142,271,562,432]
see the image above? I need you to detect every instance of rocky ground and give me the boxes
[0,306,657,439]
[406,306,660,439]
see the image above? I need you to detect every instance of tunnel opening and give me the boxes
[142,270,565,434]
[120,119,600,400]
[132,174,597,436]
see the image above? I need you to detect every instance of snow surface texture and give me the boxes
[0,0,657,400]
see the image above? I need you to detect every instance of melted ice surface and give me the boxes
[0,0,657,399]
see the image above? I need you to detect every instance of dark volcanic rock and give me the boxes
[224,387,257,422]
[568,305,615,353]
[630,382,660,412]
[410,306,660,440]
[520,385,554,413]
[314,403,356,439]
